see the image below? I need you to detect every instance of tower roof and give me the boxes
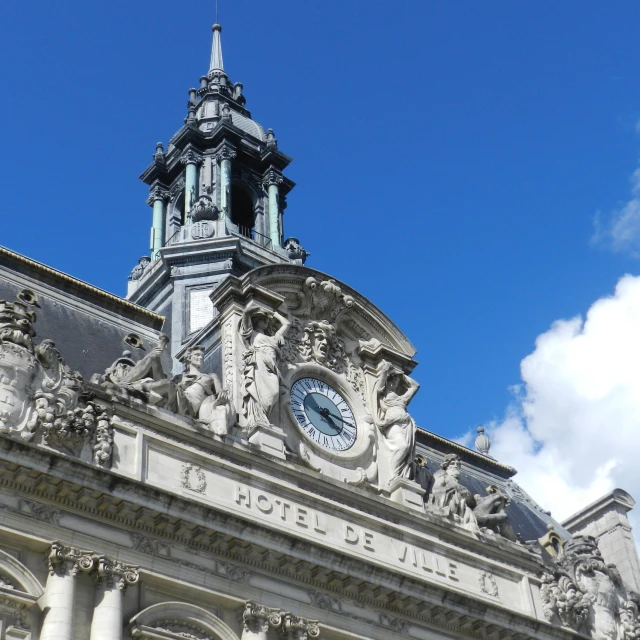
[209,23,224,75]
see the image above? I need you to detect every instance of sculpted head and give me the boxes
[252,310,272,334]
[302,321,334,363]
[441,454,462,479]
[184,345,205,371]
[36,339,58,366]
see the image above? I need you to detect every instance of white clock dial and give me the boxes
[290,377,357,451]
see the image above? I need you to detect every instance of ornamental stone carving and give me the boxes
[540,535,640,640]
[214,143,237,163]
[190,195,219,223]
[0,295,111,462]
[180,150,204,166]
[95,556,139,590]
[47,542,95,577]
[262,170,283,189]
[242,601,282,635]
[281,613,320,640]
[290,277,354,324]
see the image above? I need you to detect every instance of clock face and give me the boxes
[290,378,357,451]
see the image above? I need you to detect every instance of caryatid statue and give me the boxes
[176,345,235,436]
[372,361,420,483]
[240,302,291,430]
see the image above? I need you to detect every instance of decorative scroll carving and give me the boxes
[0,296,114,464]
[290,277,354,324]
[242,601,282,634]
[47,542,96,577]
[539,535,640,639]
[190,195,219,223]
[240,302,291,430]
[282,613,320,640]
[95,556,139,590]
[372,361,419,483]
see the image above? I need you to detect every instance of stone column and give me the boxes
[147,186,168,261]
[89,557,139,640]
[263,170,283,248]
[181,150,203,223]
[215,144,237,222]
[40,543,95,640]
[241,602,282,640]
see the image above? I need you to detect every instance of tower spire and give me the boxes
[209,23,224,74]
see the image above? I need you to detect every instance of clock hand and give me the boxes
[305,395,340,429]
[323,408,356,429]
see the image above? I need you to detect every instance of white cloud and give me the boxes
[593,169,640,256]
[475,275,640,525]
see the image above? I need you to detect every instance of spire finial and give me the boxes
[209,22,224,74]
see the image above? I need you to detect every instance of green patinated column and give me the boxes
[216,145,236,222]
[148,187,168,260]
[181,150,202,222]
[264,170,283,248]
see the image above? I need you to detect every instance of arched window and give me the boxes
[230,185,255,238]
[128,602,240,640]
[0,548,45,639]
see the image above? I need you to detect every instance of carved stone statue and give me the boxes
[299,320,334,365]
[240,302,290,429]
[175,345,235,436]
[93,335,176,410]
[541,535,640,640]
[473,485,517,541]
[372,362,419,482]
[427,454,476,525]
[129,256,151,281]
[283,237,310,264]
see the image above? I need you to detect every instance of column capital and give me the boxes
[47,542,95,578]
[146,186,170,206]
[262,169,283,189]
[214,142,237,163]
[95,556,139,591]
[281,614,320,640]
[242,601,282,634]
[180,149,204,166]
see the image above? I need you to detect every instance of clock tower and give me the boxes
[126,22,308,370]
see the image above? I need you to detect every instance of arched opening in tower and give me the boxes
[231,185,254,238]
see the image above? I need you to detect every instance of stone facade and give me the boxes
[0,13,639,640]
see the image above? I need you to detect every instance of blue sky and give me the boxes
[3,0,640,447]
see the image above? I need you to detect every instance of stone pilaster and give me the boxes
[241,601,282,640]
[89,557,139,640]
[40,542,96,640]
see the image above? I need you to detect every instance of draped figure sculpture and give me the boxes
[240,302,290,429]
[373,361,420,483]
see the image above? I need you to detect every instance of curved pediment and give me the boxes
[216,264,417,370]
